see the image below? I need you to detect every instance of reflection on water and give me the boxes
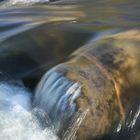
[0,0,139,140]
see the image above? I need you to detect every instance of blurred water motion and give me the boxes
[0,0,139,80]
[0,0,139,139]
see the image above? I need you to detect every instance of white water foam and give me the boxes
[126,105,140,130]
[0,82,58,140]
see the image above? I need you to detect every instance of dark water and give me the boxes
[0,0,139,140]
[0,0,139,82]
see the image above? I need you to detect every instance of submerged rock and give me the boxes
[33,29,140,140]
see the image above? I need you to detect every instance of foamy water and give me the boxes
[0,80,87,140]
[0,78,139,140]
[0,82,58,140]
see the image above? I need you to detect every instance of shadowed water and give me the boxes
[0,0,139,140]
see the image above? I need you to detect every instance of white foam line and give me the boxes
[131,106,140,129]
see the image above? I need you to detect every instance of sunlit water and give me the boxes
[0,0,139,139]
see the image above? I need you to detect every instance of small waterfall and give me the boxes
[0,76,87,140]
[0,69,139,140]
[33,67,82,135]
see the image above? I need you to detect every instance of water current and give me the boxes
[0,0,139,140]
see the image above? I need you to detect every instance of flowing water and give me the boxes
[0,0,139,140]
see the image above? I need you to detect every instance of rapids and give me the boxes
[0,0,139,140]
[0,81,58,140]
